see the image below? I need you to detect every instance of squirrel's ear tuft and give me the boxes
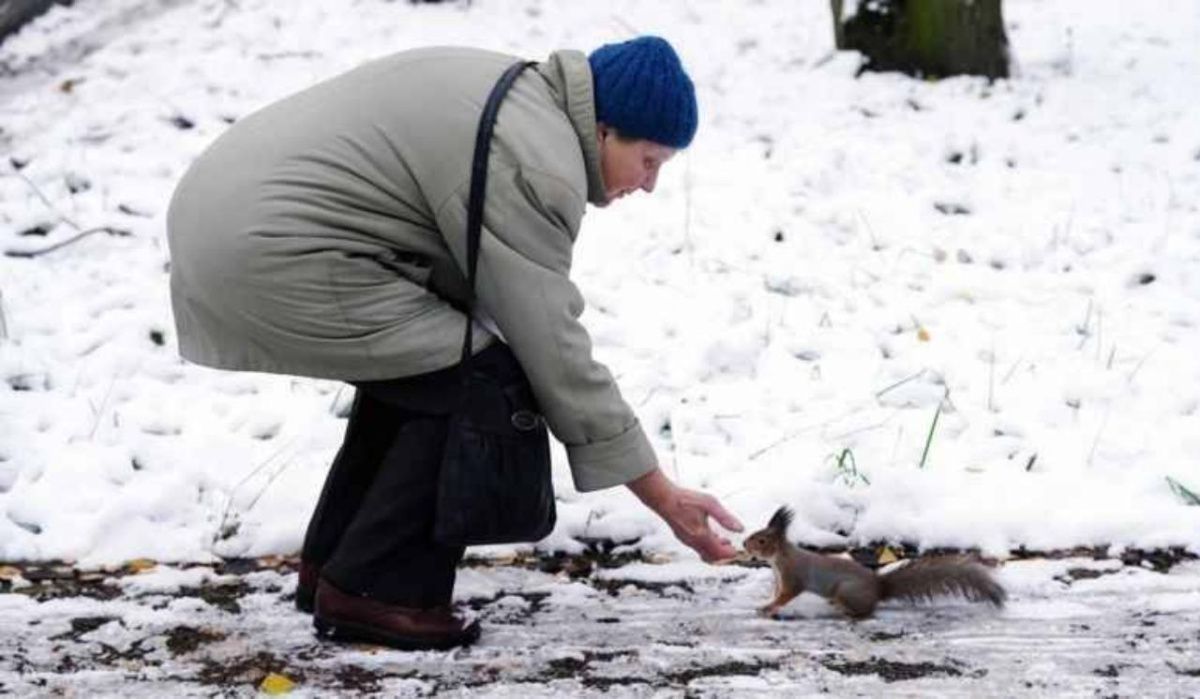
[767,506,794,534]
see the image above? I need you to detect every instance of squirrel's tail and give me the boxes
[879,557,1006,607]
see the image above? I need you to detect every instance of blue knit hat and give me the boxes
[588,36,698,149]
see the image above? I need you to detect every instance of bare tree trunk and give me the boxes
[830,0,846,50]
[835,0,1010,80]
[1,0,67,45]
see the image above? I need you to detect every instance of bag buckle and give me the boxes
[510,410,541,432]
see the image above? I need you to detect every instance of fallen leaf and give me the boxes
[917,327,931,342]
[488,553,519,566]
[58,77,85,93]
[259,672,295,694]
[126,558,157,574]
[877,547,899,565]
[0,565,22,581]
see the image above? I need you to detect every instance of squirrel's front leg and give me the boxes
[757,589,800,618]
[753,590,801,619]
[758,559,803,618]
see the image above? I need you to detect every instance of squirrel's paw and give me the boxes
[756,604,781,619]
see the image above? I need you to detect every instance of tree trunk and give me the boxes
[835,0,1010,80]
[1,0,68,46]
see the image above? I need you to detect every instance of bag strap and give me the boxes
[458,60,536,376]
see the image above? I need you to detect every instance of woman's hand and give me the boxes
[626,468,744,563]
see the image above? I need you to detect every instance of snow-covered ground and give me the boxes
[1,0,1199,567]
[1,556,1199,696]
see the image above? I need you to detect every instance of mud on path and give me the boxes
[1,547,1198,697]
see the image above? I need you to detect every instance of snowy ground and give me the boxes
[1,0,1198,566]
[1,0,1200,694]
[2,554,1199,697]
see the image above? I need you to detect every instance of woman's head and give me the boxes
[596,125,676,202]
[589,35,696,204]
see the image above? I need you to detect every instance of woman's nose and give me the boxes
[641,169,659,194]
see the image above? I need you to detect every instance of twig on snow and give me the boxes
[12,166,81,231]
[5,226,129,259]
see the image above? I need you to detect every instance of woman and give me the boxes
[166,35,742,650]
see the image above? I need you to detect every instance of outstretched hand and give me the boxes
[626,468,745,563]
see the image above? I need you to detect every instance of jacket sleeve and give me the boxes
[433,163,657,492]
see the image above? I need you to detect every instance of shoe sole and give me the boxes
[313,615,480,651]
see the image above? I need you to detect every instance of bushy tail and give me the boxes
[879,557,1006,607]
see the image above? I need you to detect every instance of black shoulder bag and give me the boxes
[431,60,557,546]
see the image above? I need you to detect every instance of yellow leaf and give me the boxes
[59,77,84,93]
[877,547,899,565]
[126,558,157,573]
[260,672,295,695]
[917,327,931,342]
[0,565,22,581]
[488,553,519,566]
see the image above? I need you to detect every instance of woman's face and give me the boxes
[596,124,677,205]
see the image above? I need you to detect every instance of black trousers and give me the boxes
[300,354,478,609]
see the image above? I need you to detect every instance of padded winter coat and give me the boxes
[166,47,656,491]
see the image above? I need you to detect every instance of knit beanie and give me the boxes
[588,36,698,149]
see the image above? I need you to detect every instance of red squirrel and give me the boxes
[743,506,1006,619]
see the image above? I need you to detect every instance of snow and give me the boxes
[1,0,1199,566]
[1,559,1198,695]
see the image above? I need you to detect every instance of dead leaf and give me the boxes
[58,77,85,93]
[126,558,157,574]
[259,672,295,694]
[488,553,519,566]
[917,327,931,342]
[877,547,899,565]
[0,565,22,581]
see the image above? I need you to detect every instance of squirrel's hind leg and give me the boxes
[831,580,877,619]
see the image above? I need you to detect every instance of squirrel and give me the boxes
[743,506,1006,619]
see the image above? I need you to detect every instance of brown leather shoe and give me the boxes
[294,560,318,613]
[312,578,480,651]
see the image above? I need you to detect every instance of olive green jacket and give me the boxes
[166,47,656,491]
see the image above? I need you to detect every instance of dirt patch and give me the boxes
[1117,548,1193,573]
[590,577,695,597]
[543,649,638,678]
[93,638,155,665]
[333,665,389,693]
[196,650,303,687]
[7,567,123,602]
[164,625,226,656]
[536,651,774,691]
[465,590,551,624]
[174,581,252,614]
[664,659,777,685]
[49,615,121,642]
[464,537,649,579]
[1055,567,1122,585]
[822,656,971,683]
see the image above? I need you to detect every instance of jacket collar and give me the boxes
[537,50,605,205]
